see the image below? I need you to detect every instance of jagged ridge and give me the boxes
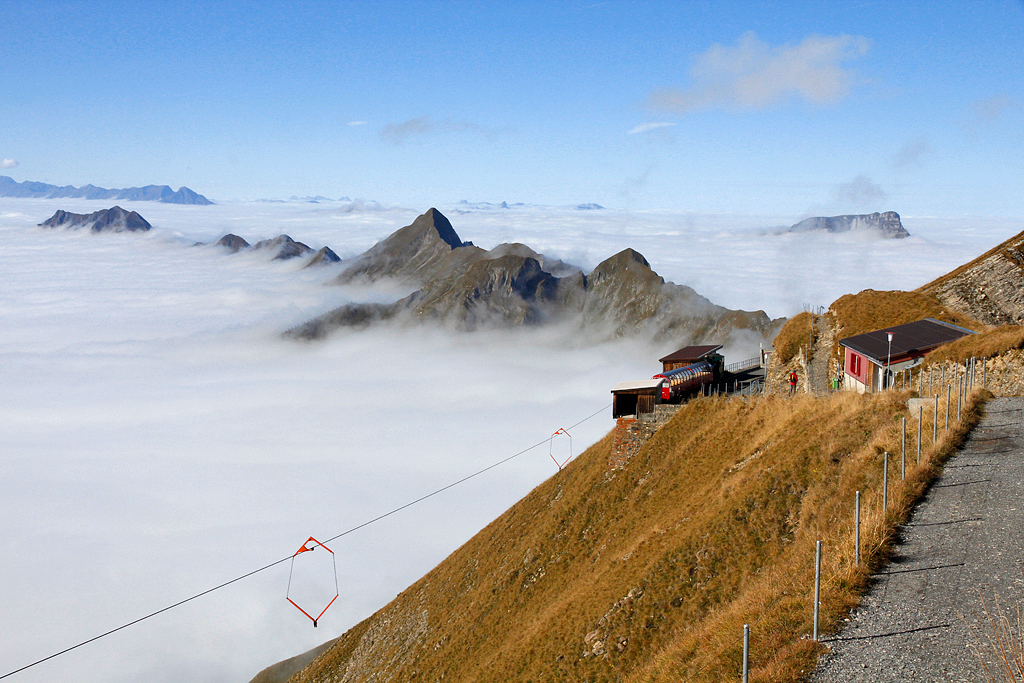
[286,209,779,342]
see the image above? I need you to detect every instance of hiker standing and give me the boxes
[789,369,798,395]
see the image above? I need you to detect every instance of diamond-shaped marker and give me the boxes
[549,428,573,469]
[286,537,339,627]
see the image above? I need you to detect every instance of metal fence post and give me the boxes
[814,540,822,641]
[901,417,906,477]
[933,393,938,444]
[946,384,950,431]
[983,358,987,389]
[883,451,889,512]
[921,405,929,464]
[742,624,750,683]
[855,491,861,565]
[958,377,962,421]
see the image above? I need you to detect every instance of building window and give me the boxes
[850,353,861,376]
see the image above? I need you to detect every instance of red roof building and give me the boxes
[839,318,973,393]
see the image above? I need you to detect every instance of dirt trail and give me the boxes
[810,397,1024,682]
[808,314,836,395]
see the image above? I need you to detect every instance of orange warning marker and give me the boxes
[286,536,339,627]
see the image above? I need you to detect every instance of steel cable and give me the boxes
[0,402,612,680]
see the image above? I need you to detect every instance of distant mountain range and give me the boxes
[284,208,782,344]
[784,211,909,238]
[0,176,212,204]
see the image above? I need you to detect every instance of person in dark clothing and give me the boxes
[789,369,798,395]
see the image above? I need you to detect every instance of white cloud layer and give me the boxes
[648,32,870,113]
[1,198,1020,683]
[1,158,18,168]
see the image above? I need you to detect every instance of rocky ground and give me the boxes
[922,232,1024,326]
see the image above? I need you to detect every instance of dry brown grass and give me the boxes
[830,289,982,342]
[288,389,988,683]
[772,311,814,364]
[969,593,1024,683]
[924,325,1024,366]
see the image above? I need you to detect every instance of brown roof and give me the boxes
[658,344,723,364]
[839,318,973,364]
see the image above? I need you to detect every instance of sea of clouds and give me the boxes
[1,197,1019,683]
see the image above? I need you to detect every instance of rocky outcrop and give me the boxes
[334,208,477,285]
[252,235,314,260]
[1,175,212,204]
[305,246,341,268]
[215,234,250,252]
[285,209,780,343]
[919,230,1024,325]
[787,211,909,238]
[38,206,151,233]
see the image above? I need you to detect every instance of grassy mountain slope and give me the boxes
[257,388,976,683]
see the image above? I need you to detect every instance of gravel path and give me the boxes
[810,396,1024,683]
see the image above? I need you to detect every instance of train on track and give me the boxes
[611,345,726,418]
[653,360,716,402]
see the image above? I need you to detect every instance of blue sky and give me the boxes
[2,1,1022,215]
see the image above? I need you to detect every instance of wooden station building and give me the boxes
[839,318,974,393]
[611,345,726,418]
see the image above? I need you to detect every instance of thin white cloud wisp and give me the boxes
[648,32,870,114]
[380,116,497,144]
[627,122,677,135]
[892,137,931,169]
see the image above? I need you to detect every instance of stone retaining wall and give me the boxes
[609,405,681,470]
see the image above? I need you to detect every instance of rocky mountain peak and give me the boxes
[252,234,314,260]
[38,206,152,233]
[215,234,250,253]
[334,208,482,285]
[587,249,662,287]
[417,207,469,249]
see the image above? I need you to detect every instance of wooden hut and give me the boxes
[611,379,663,418]
[839,318,973,393]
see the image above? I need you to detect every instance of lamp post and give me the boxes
[886,332,893,390]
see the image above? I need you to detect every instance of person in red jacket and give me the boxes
[789,369,798,395]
